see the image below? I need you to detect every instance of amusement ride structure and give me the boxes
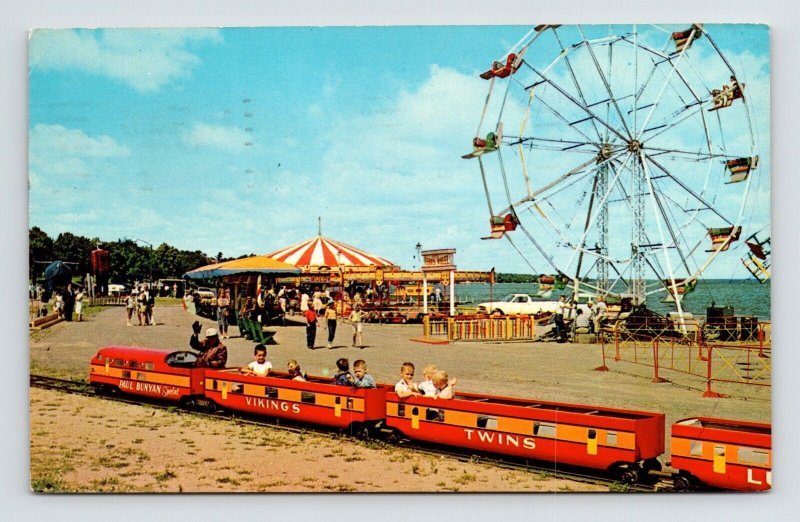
[465,24,770,319]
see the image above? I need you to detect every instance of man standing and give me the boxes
[304,305,317,349]
[62,284,75,322]
[554,295,572,343]
[593,297,608,339]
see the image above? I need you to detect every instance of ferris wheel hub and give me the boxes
[627,140,643,153]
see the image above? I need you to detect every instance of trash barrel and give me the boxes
[740,316,758,341]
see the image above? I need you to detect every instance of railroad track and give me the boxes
[30,374,670,492]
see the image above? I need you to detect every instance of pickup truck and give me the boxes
[476,294,588,318]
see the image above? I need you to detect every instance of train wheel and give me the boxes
[620,467,640,484]
[673,475,692,492]
[385,430,400,445]
[354,425,371,441]
[94,384,116,396]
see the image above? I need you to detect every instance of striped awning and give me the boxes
[266,236,397,269]
[184,255,301,279]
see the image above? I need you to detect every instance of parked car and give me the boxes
[194,287,216,300]
[108,284,127,296]
[477,293,590,317]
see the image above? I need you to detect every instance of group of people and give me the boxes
[52,283,86,322]
[124,286,156,326]
[186,328,456,401]
[552,295,608,343]
[394,362,456,400]
[304,300,364,350]
[236,345,376,389]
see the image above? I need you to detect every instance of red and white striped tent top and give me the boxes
[266,236,397,269]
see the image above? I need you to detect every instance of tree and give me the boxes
[53,232,94,277]
[29,227,54,280]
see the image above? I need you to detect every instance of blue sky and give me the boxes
[28,24,770,278]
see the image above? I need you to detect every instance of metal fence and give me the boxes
[595,319,771,397]
[422,314,536,341]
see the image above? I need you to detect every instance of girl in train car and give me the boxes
[287,359,306,381]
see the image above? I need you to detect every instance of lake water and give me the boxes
[454,279,771,320]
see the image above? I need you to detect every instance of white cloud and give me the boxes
[30,123,130,159]
[29,28,222,92]
[183,123,251,151]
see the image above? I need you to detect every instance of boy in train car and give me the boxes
[333,358,354,386]
[432,370,457,400]
[352,359,376,388]
[395,362,421,398]
[240,344,271,376]
[418,364,437,396]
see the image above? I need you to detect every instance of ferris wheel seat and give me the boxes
[706,226,742,252]
[709,78,744,111]
[479,53,519,80]
[725,156,758,183]
[462,132,499,159]
[670,24,703,54]
[534,24,562,32]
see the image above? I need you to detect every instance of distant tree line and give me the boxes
[495,273,539,284]
[28,227,234,285]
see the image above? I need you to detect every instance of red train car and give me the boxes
[88,346,205,404]
[385,391,664,480]
[202,368,390,436]
[670,417,772,491]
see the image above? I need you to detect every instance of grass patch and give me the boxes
[453,471,477,485]
[154,469,177,482]
[31,476,67,493]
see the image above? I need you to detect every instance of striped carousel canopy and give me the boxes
[266,236,397,269]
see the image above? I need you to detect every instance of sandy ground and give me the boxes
[29,303,770,492]
[30,387,604,493]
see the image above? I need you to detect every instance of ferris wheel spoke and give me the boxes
[523,87,601,146]
[635,27,701,138]
[620,36,706,109]
[510,153,616,209]
[645,154,732,224]
[525,64,629,142]
[644,145,727,161]
[552,29,605,143]
[577,25,634,139]
[640,151,694,280]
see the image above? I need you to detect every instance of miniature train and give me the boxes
[88,345,771,491]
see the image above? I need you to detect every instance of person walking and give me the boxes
[349,303,363,347]
[324,302,338,348]
[304,306,317,349]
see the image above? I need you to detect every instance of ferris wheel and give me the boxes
[466,24,764,311]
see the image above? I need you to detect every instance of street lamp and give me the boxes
[132,238,154,288]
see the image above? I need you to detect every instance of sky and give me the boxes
[28,24,770,278]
